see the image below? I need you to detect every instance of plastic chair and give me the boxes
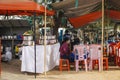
[59,59,70,71]
[108,43,116,65]
[74,45,88,72]
[109,43,116,56]
[116,47,120,66]
[114,42,120,65]
[89,44,101,71]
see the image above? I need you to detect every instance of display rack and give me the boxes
[1,35,23,57]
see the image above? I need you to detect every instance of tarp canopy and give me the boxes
[108,10,120,21]
[51,0,120,28]
[0,0,55,16]
[69,10,120,28]
[51,0,101,10]
[51,0,101,17]
[109,0,120,10]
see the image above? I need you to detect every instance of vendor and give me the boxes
[59,38,74,62]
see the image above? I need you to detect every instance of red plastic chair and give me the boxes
[109,43,116,56]
[114,42,120,65]
[116,47,120,66]
[109,43,117,65]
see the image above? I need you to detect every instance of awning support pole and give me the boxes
[101,0,104,71]
[44,0,47,77]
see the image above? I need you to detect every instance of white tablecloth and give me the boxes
[21,43,60,73]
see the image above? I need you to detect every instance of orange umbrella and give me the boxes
[0,0,55,16]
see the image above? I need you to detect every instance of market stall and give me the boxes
[51,0,120,71]
[21,43,60,73]
[0,0,55,77]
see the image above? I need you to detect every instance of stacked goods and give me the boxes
[39,35,57,45]
[23,30,34,46]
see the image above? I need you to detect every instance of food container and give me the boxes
[13,36,17,39]
[10,36,13,39]
[4,36,7,39]
[8,36,11,39]
[23,36,28,40]
[28,36,33,40]
[23,35,33,40]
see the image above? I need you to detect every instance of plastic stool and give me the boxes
[59,59,70,71]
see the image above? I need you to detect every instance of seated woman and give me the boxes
[59,38,74,62]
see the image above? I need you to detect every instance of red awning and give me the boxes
[69,11,102,28]
[69,10,120,28]
[108,10,120,20]
[0,0,55,16]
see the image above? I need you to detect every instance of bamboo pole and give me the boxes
[44,0,47,77]
[101,0,104,71]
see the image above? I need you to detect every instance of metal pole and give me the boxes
[44,0,47,77]
[101,0,104,71]
[0,38,1,75]
[33,12,37,78]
